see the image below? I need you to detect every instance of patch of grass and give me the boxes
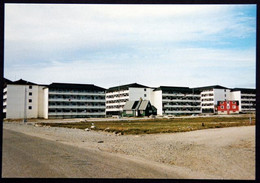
[39,116,255,135]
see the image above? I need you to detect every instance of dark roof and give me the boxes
[3,78,13,87]
[154,86,201,94]
[154,86,189,91]
[193,85,229,91]
[106,83,150,92]
[231,88,256,93]
[123,100,153,111]
[8,79,38,85]
[48,83,106,91]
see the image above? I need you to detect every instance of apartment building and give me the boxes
[3,79,46,119]
[105,83,154,115]
[43,83,106,119]
[195,85,231,113]
[3,78,256,119]
[195,85,256,114]
[230,88,256,113]
[3,79,106,119]
[152,86,201,115]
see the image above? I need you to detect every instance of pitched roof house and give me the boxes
[122,99,157,117]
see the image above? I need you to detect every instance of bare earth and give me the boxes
[3,122,255,180]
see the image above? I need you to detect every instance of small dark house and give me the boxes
[122,99,157,117]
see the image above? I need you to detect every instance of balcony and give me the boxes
[48,98,105,103]
[49,105,105,109]
[48,112,106,116]
[49,91,105,96]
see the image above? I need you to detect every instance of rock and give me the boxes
[85,128,90,131]
[98,141,104,143]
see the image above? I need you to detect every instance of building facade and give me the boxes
[152,86,201,116]
[217,100,239,114]
[105,83,154,116]
[3,78,256,119]
[195,85,231,113]
[3,79,46,119]
[44,83,106,119]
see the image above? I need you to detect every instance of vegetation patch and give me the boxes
[39,116,255,135]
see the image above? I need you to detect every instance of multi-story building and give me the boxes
[195,85,231,113]
[152,86,201,115]
[43,83,106,119]
[3,79,106,119]
[105,83,154,115]
[195,85,256,114]
[3,78,256,119]
[3,79,46,119]
[230,88,256,113]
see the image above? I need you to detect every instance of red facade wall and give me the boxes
[217,101,239,114]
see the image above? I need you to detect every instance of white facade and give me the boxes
[106,84,153,115]
[3,84,44,119]
[201,88,231,113]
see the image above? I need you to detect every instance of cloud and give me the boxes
[4,4,256,88]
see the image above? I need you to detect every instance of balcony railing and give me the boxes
[49,91,105,96]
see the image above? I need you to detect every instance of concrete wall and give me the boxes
[213,89,230,105]
[129,87,152,101]
[43,88,49,119]
[37,86,45,118]
[230,91,242,111]
[6,85,39,119]
[151,90,162,115]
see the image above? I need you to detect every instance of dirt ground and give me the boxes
[3,121,255,180]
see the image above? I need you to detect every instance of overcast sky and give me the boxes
[4,4,256,89]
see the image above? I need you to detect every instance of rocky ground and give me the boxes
[3,121,255,180]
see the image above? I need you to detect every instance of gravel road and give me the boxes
[3,122,255,179]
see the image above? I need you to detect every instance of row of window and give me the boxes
[162,97,200,100]
[106,99,128,104]
[201,98,214,102]
[106,93,129,99]
[163,102,200,106]
[106,105,124,109]
[48,102,105,106]
[49,89,104,94]
[219,105,237,109]
[49,95,105,100]
[48,109,105,113]
[201,94,214,97]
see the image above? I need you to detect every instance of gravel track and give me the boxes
[3,122,255,179]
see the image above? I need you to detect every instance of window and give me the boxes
[144,88,146,91]
[28,106,32,110]
[29,92,32,96]
[29,99,32,103]
[232,105,236,109]
[29,85,32,89]
[144,94,147,97]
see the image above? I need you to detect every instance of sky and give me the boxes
[4,4,256,89]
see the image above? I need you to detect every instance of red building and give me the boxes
[217,100,239,114]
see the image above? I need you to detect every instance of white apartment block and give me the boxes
[152,86,201,115]
[196,85,231,113]
[3,79,46,119]
[196,85,256,114]
[106,83,153,115]
[3,79,106,119]
[45,83,106,118]
[229,88,256,113]
[3,78,256,119]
